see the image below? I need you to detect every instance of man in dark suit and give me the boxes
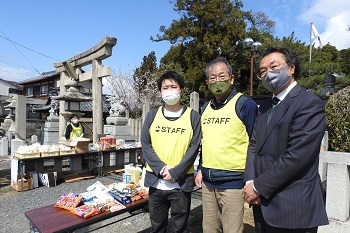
[243,46,328,233]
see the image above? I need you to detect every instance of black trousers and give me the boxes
[253,205,318,233]
[148,187,191,233]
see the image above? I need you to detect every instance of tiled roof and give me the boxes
[26,97,48,105]
[80,95,111,113]
[17,71,59,84]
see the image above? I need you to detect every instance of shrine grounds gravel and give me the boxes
[0,156,255,233]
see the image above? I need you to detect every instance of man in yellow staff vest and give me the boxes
[195,57,258,233]
[65,114,84,140]
[141,71,201,233]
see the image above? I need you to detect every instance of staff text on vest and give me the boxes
[155,126,186,134]
[202,117,230,124]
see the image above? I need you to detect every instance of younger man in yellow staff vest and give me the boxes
[141,71,201,233]
[195,57,258,233]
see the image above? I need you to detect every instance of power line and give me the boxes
[0,33,60,62]
[0,30,62,77]
[0,31,42,75]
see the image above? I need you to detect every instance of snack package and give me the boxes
[87,181,114,203]
[54,192,82,210]
[70,204,100,219]
[84,198,109,212]
[108,190,132,204]
[80,192,95,203]
[107,201,126,212]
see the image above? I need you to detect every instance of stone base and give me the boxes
[319,219,350,233]
[103,125,131,136]
[106,116,128,126]
[43,131,59,145]
[46,115,59,122]
[45,121,59,128]
[103,125,136,142]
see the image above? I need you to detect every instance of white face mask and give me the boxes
[161,90,181,105]
[72,119,79,124]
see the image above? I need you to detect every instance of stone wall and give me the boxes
[319,151,350,233]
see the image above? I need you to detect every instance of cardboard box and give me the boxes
[59,149,75,155]
[39,172,57,187]
[12,177,33,191]
[41,151,59,157]
[14,152,40,159]
[74,141,90,153]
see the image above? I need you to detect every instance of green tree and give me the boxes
[326,85,350,152]
[339,48,350,74]
[152,0,248,98]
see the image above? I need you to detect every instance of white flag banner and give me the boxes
[311,24,323,48]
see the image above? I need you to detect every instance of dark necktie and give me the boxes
[266,97,280,126]
[271,97,280,107]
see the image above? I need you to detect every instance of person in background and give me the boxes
[141,71,201,233]
[195,57,258,233]
[65,114,84,140]
[243,46,328,233]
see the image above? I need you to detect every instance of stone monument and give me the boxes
[42,99,60,145]
[103,95,136,143]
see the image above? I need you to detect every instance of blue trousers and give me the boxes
[148,187,191,233]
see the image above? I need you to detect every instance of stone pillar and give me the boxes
[319,131,328,182]
[92,59,103,144]
[326,163,350,222]
[58,72,68,142]
[190,91,199,112]
[319,151,350,233]
[43,116,59,145]
[0,136,8,156]
[142,96,150,124]
[15,95,26,140]
[10,138,25,186]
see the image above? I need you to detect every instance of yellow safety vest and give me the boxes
[70,123,83,139]
[201,93,248,171]
[146,107,194,174]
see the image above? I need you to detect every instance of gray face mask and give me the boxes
[261,66,292,92]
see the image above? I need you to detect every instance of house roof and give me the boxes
[80,96,110,113]
[0,78,22,90]
[26,98,48,105]
[17,71,59,84]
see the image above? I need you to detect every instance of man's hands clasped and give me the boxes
[243,182,261,205]
[162,165,175,183]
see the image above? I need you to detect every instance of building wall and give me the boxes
[0,84,9,96]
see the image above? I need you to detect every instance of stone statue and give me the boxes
[49,99,59,117]
[107,95,126,117]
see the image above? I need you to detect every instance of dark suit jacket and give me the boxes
[245,83,328,228]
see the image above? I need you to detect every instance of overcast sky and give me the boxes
[0,0,349,89]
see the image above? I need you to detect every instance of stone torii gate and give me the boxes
[53,36,117,143]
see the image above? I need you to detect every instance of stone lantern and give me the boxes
[319,74,336,101]
[51,86,92,119]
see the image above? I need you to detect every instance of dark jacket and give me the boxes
[244,83,328,228]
